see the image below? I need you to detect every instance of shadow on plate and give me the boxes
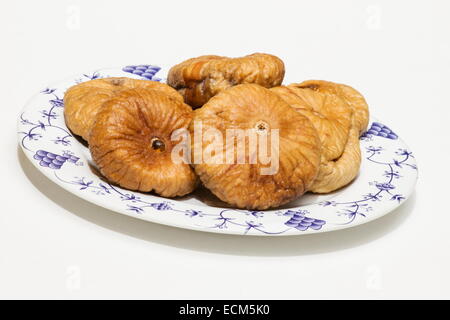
[18,146,416,257]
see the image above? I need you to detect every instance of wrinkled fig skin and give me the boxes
[270,85,353,162]
[89,88,197,198]
[191,84,321,210]
[64,77,183,141]
[167,53,285,108]
[295,80,370,135]
[308,115,362,193]
[272,83,364,193]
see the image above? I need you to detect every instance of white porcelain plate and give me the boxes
[17,65,418,236]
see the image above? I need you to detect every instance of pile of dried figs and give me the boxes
[64,53,369,210]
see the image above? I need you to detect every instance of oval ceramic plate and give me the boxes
[17,65,418,236]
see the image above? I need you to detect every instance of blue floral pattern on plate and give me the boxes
[17,66,418,236]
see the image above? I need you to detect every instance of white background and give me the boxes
[1,0,449,299]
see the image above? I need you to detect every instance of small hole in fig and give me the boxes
[151,137,165,152]
[255,120,269,134]
[110,78,125,86]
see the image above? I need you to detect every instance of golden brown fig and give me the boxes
[295,80,369,135]
[271,84,361,193]
[191,84,321,210]
[309,115,362,193]
[64,77,183,140]
[167,53,285,108]
[270,85,352,161]
[89,88,197,197]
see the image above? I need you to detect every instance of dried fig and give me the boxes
[271,84,361,193]
[167,53,285,108]
[64,77,182,140]
[89,88,197,197]
[270,85,352,161]
[309,115,362,193]
[190,84,321,210]
[295,80,369,134]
